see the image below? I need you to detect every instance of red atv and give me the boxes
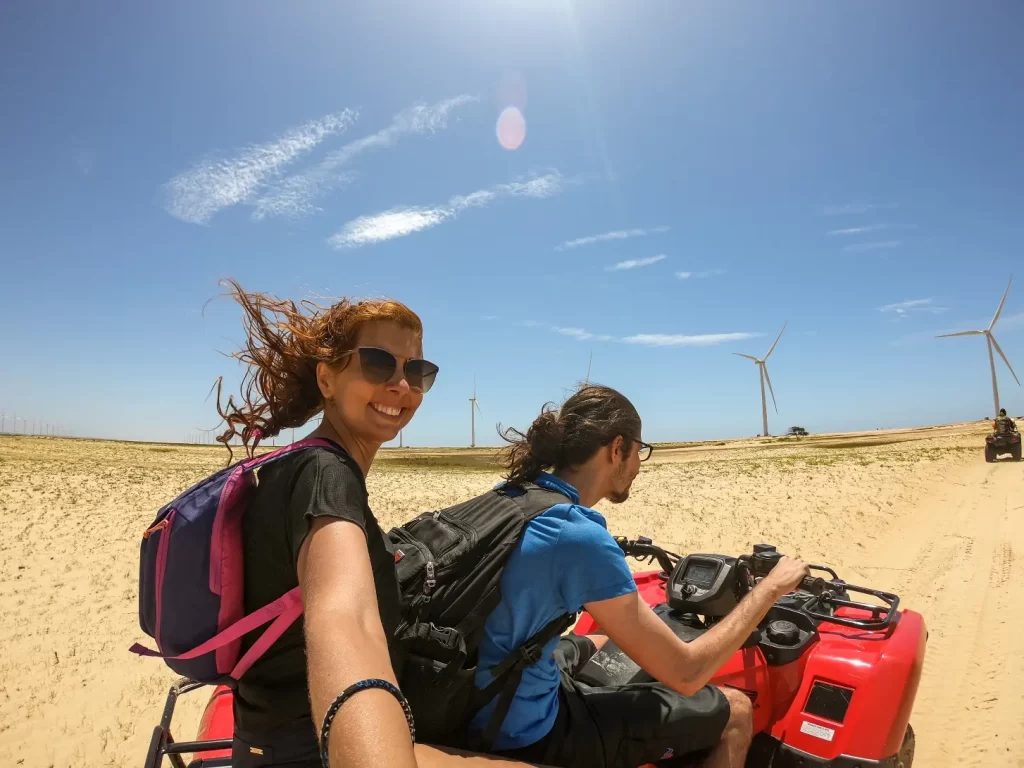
[143,539,925,768]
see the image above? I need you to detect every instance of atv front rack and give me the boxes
[143,678,231,768]
[800,580,900,631]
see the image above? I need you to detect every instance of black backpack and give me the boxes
[387,482,578,749]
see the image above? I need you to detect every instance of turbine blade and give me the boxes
[764,321,787,360]
[990,334,1021,386]
[936,330,985,338]
[733,353,760,362]
[762,363,778,413]
[990,274,1013,330]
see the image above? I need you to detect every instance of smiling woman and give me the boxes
[193,282,537,767]
[213,278,432,465]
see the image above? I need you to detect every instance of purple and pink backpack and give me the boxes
[130,438,347,684]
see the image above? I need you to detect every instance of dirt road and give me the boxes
[860,458,1024,766]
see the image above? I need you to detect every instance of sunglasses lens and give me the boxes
[357,348,398,384]
[406,359,439,393]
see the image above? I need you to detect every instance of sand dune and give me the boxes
[1,423,1021,767]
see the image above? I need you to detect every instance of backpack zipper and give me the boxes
[143,518,171,539]
[423,560,436,601]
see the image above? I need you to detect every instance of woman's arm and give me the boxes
[299,516,418,768]
[298,517,548,768]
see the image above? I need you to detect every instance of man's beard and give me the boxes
[607,486,631,504]
[607,461,634,504]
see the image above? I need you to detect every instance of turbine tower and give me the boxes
[936,274,1019,417]
[584,350,592,386]
[469,376,481,448]
[734,322,787,437]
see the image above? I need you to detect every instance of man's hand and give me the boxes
[761,555,810,599]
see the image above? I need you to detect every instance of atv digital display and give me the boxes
[684,561,718,587]
[667,554,741,616]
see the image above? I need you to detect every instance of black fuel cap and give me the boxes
[766,620,801,646]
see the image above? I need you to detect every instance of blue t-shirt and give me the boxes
[469,473,638,750]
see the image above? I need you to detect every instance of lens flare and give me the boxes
[496,106,526,151]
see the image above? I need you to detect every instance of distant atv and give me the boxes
[985,424,1021,462]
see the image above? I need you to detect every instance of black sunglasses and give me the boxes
[339,347,439,393]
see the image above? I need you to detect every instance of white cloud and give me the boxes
[556,225,670,251]
[329,171,563,248]
[519,320,756,348]
[606,254,666,271]
[677,269,724,280]
[1001,311,1024,331]
[828,224,887,236]
[821,203,899,216]
[555,327,594,340]
[879,298,947,315]
[622,332,760,347]
[164,111,357,224]
[254,95,475,219]
[843,240,903,253]
[515,322,613,342]
[890,311,1024,346]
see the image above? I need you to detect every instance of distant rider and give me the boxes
[994,408,1017,433]
[468,384,810,768]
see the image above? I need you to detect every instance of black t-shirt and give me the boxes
[234,442,405,748]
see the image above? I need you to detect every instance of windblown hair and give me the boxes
[212,279,422,460]
[499,384,642,487]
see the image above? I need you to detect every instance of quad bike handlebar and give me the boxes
[616,537,900,631]
[741,544,900,630]
[614,535,681,575]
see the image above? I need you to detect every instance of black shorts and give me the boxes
[495,635,731,767]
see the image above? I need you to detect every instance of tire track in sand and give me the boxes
[867,460,1024,767]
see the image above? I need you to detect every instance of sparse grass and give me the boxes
[376,454,504,472]
[811,438,906,450]
[653,440,728,449]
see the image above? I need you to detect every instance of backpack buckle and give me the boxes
[518,642,543,666]
[428,624,460,650]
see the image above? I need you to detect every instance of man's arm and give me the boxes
[583,556,809,697]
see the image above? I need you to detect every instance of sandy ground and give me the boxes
[1,423,1022,767]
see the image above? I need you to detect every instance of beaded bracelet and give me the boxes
[319,678,416,767]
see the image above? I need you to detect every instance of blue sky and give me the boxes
[2,1,1022,446]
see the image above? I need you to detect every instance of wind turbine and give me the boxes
[734,322,787,437]
[936,274,1019,417]
[584,350,593,386]
[469,376,481,448]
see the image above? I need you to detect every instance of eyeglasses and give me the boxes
[339,347,439,394]
[637,440,653,462]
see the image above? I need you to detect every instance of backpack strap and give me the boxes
[450,483,572,643]
[471,611,578,751]
[501,481,575,518]
[129,586,303,677]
